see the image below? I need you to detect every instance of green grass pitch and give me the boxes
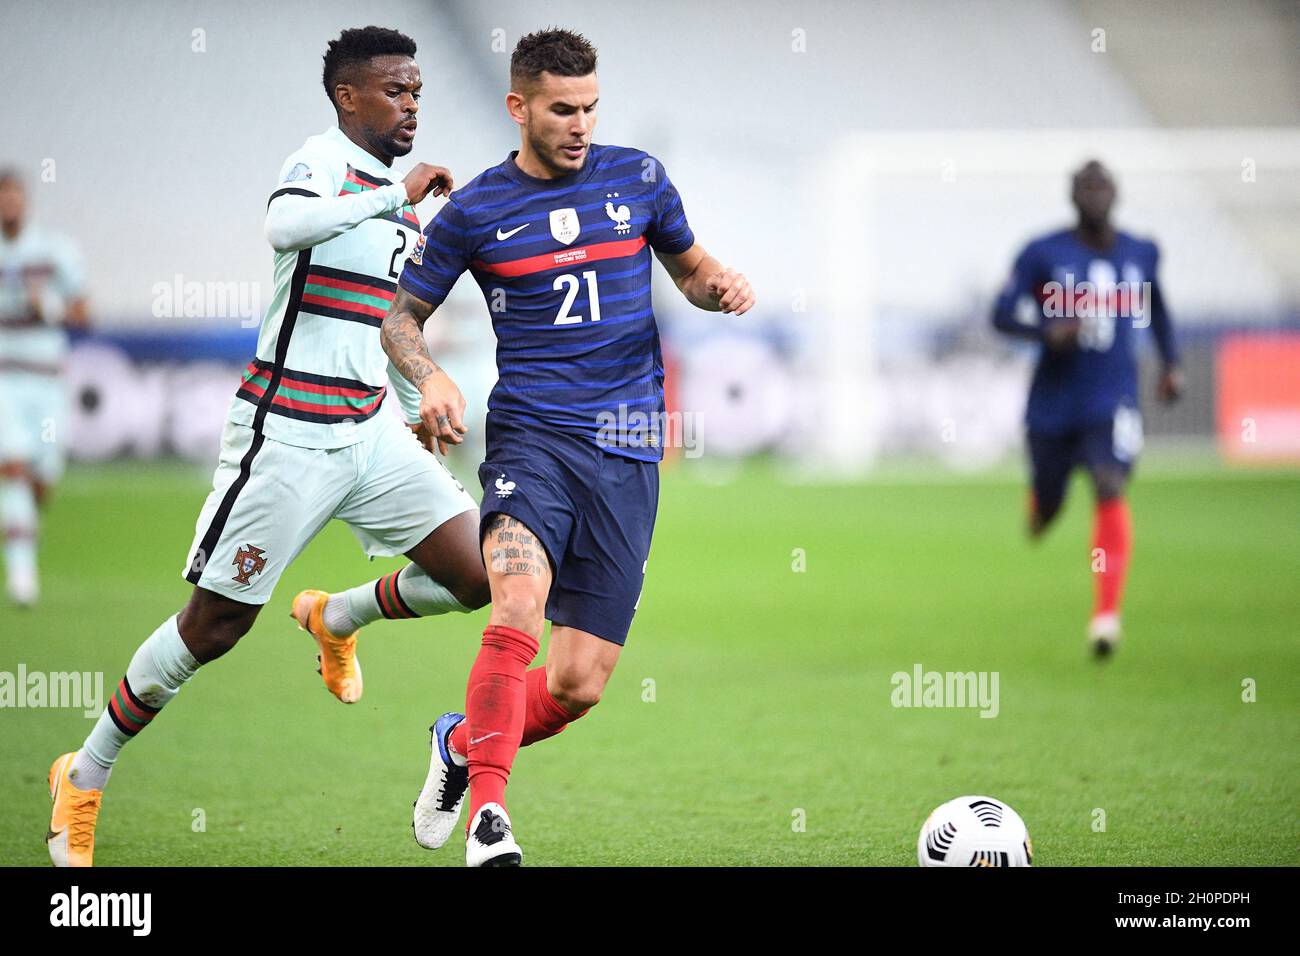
[2,459,1297,865]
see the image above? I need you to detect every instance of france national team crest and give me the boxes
[604,193,631,234]
[549,208,580,245]
[231,544,267,585]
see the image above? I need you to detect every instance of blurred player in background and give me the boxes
[384,29,755,865]
[45,27,490,867]
[992,160,1183,656]
[0,170,89,607]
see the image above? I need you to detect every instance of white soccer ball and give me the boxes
[917,795,1033,867]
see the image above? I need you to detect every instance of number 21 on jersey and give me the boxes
[554,271,601,325]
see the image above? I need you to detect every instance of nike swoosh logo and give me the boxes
[495,223,529,241]
[47,827,63,843]
[469,732,503,745]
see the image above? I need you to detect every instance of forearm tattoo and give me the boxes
[380,289,439,389]
[485,514,546,577]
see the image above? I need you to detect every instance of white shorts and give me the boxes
[182,412,478,604]
[0,371,67,484]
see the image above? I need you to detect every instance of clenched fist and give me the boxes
[706,268,755,315]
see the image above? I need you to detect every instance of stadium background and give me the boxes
[1,0,1296,865]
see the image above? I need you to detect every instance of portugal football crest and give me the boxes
[549,208,580,245]
[232,544,267,585]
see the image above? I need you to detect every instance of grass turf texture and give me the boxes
[1,459,1296,866]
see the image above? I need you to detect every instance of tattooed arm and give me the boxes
[380,288,468,455]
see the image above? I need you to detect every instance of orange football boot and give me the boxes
[47,752,102,867]
[291,589,363,703]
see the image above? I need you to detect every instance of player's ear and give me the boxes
[334,84,356,116]
[505,90,527,126]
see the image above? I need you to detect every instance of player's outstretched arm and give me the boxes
[264,163,453,254]
[655,243,755,315]
[380,288,468,454]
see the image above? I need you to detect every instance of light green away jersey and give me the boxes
[0,224,85,374]
[227,125,424,448]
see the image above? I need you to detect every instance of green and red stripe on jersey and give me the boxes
[338,165,421,230]
[374,569,418,620]
[106,677,160,737]
[236,359,387,425]
[300,264,397,328]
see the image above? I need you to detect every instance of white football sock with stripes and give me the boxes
[75,614,200,789]
[323,564,468,634]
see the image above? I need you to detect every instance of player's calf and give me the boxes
[545,624,620,715]
[406,509,491,610]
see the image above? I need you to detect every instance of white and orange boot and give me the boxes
[47,752,102,867]
[291,589,363,703]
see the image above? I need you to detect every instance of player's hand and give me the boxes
[407,421,438,455]
[1156,365,1185,404]
[1043,317,1080,352]
[706,268,755,315]
[403,164,454,205]
[418,369,468,456]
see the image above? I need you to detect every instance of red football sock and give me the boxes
[1091,497,1132,616]
[450,666,588,756]
[464,625,539,822]
[522,666,588,745]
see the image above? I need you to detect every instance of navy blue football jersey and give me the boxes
[992,228,1178,432]
[399,144,695,461]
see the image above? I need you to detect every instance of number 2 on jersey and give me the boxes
[553,271,601,325]
[388,229,407,279]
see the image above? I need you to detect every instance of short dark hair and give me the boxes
[322,26,417,106]
[0,168,22,189]
[1073,159,1112,182]
[510,28,598,91]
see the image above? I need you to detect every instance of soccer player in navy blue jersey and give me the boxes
[992,160,1183,657]
[383,29,754,865]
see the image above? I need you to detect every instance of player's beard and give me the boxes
[363,125,415,163]
[528,127,586,177]
[380,130,415,159]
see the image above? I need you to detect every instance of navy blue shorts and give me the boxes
[477,413,659,646]
[1028,406,1143,514]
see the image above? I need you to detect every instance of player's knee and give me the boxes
[1092,467,1127,502]
[177,593,258,663]
[488,588,545,637]
[548,669,603,715]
